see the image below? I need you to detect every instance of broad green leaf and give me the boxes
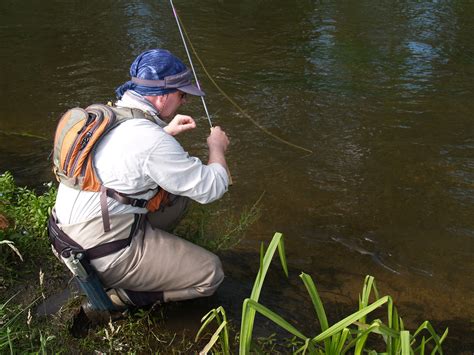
[313,296,390,342]
[194,309,216,341]
[300,273,330,353]
[199,321,227,355]
[195,309,217,341]
[418,336,426,355]
[354,332,369,355]
[412,320,447,355]
[375,322,400,339]
[243,299,307,340]
[240,232,287,354]
[195,306,229,354]
[350,321,390,354]
[433,328,449,355]
[217,307,230,353]
[335,328,350,354]
[386,298,394,353]
[400,330,410,355]
[277,236,288,277]
[330,332,340,354]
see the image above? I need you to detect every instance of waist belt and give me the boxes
[48,212,144,260]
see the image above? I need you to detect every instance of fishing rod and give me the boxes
[169,0,233,184]
[170,0,212,128]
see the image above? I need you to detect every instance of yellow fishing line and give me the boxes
[177,16,313,155]
[0,130,47,140]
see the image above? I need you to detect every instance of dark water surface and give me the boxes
[1,0,474,351]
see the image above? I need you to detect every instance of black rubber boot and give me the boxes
[69,298,128,338]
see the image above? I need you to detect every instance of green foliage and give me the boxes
[0,171,57,240]
[0,295,20,352]
[0,171,57,280]
[197,232,448,354]
[240,232,288,354]
[175,191,263,252]
[0,294,55,354]
[196,306,230,355]
[1,294,200,354]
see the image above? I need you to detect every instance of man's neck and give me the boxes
[116,91,167,127]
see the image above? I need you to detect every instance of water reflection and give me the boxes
[122,1,168,52]
[401,41,438,93]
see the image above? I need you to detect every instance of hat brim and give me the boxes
[178,84,205,97]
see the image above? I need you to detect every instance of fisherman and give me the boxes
[51,49,230,310]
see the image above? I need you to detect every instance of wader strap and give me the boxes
[105,188,148,208]
[100,186,111,232]
[48,213,144,260]
[100,186,149,232]
[48,214,83,258]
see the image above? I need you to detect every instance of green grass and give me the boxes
[0,171,261,353]
[0,295,203,354]
[174,191,263,252]
[0,293,57,354]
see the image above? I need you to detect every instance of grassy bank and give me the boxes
[0,172,448,353]
[0,171,260,353]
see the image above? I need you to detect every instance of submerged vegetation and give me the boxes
[0,172,447,353]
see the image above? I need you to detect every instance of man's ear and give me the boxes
[144,95,166,110]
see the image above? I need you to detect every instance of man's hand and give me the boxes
[207,126,229,169]
[207,126,229,152]
[164,114,196,136]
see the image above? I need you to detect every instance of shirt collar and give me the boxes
[115,90,168,128]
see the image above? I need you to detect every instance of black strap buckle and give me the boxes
[130,198,148,208]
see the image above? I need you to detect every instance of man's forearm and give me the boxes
[208,147,228,171]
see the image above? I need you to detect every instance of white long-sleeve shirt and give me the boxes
[55,110,228,224]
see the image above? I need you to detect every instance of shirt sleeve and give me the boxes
[143,134,228,204]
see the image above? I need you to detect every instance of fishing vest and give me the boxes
[53,104,169,232]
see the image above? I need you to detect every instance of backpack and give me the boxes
[53,104,169,231]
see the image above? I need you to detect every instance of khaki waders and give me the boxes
[55,196,224,305]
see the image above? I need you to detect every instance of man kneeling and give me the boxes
[50,49,230,309]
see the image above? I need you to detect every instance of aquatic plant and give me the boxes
[196,306,230,355]
[197,232,448,354]
[174,191,263,252]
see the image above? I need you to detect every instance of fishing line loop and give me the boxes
[170,3,313,155]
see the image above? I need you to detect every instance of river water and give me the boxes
[1,0,473,352]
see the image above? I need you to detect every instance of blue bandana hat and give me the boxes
[115,49,188,99]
